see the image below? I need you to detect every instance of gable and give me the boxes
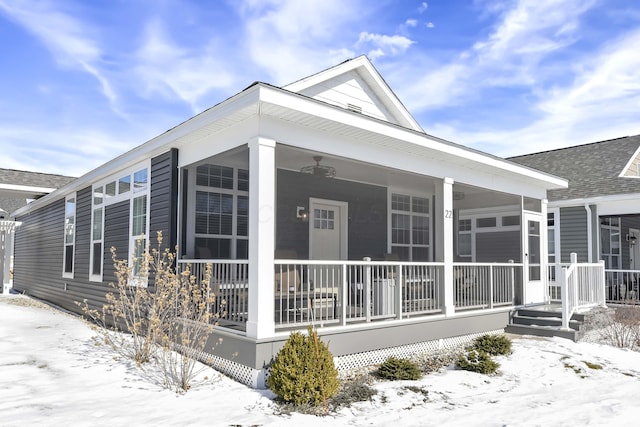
[283,56,423,132]
[620,145,640,177]
[292,69,396,124]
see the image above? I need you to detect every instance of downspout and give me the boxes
[585,204,592,263]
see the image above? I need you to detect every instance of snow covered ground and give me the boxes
[2,294,640,426]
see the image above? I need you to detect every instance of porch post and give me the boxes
[442,177,455,316]
[246,137,276,339]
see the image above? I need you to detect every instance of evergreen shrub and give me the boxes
[455,349,499,374]
[472,334,512,356]
[376,356,422,381]
[267,327,340,407]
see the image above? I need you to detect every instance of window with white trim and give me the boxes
[90,162,150,283]
[390,192,430,261]
[63,194,76,277]
[130,169,149,278]
[457,218,472,259]
[90,185,104,280]
[194,164,249,259]
[457,209,521,261]
[601,217,621,269]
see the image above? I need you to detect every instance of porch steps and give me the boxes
[505,307,585,341]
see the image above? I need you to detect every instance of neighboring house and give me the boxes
[1,168,75,290]
[1,168,75,216]
[510,135,640,301]
[11,56,569,387]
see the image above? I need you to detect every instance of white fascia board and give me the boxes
[260,87,567,191]
[549,192,640,215]
[0,183,56,195]
[12,86,263,218]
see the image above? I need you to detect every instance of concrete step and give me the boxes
[505,324,578,341]
[511,314,581,330]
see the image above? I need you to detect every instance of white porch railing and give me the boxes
[453,262,519,310]
[274,260,445,329]
[604,269,640,303]
[176,259,249,330]
[557,254,606,330]
[176,259,524,333]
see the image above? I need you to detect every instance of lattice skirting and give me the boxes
[191,328,505,388]
[333,328,505,372]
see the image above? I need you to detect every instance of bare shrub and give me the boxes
[597,306,640,350]
[78,231,218,392]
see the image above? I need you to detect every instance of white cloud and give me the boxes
[356,32,415,59]
[394,0,597,113]
[237,0,363,84]
[418,2,428,13]
[133,19,236,113]
[427,28,640,157]
[0,0,117,105]
[405,18,418,27]
[426,22,435,28]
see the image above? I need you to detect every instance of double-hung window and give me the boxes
[130,169,149,278]
[601,217,621,269]
[194,164,249,259]
[90,186,104,280]
[389,192,431,261]
[63,194,76,278]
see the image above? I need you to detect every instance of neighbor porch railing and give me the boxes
[556,254,606,330]
[604,269,640,304]
[177,259,523,333]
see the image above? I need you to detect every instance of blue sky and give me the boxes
[1,0,640,177]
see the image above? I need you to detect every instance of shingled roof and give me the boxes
[509,135,640,201]
[0,168,75,217]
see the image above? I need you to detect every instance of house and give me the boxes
[11,56,572,387]
[511,135,640,302]
[1,169,75,291]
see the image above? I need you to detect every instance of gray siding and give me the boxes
[150,149,178,252]
[102,200,130,288]
[13,187,95,313]
[276,169,387,260]
[559,206,589,262]
[475,231,521,262]
[13,149,178,315]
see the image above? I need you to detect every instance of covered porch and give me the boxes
[175,142,556,340]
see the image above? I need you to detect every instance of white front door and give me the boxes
[523,212,544,304]
[309,198,348,260]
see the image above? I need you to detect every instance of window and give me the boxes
[457,219,472,258]
[193,164,249,259]
[457,209,521,261]
[91,162,150,283]
[601,217,621,269]
[131,195,148,277]
[390,192,430,261]
[63,194,76,277]
[502,215,520,227]
[476,217,497,228]
[547,210,559,283]
[314,209,335,230]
